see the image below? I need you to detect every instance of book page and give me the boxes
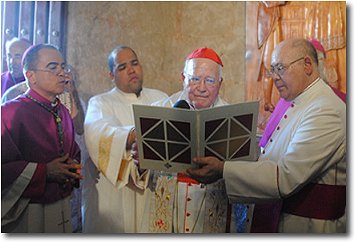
[133,101,259,173]
[133,105,197,172]
[198,101,259,161]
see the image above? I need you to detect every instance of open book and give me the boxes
[133,101,259,173]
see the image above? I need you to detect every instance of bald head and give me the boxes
[272,39,319,66]
[270,38,320,101]
[6,38,32,79]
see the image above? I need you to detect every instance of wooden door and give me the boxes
[1,1,68,71]
[245,1,346,132]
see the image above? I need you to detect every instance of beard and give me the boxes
[10,64,24,79]
[131,79,143,97]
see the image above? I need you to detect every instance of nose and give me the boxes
[127,63,135,74]
[196,79,207,91]
[7,56,14,65]
[58,67,65,76]
[269,71,281,83]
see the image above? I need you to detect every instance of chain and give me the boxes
[26,94,64,156]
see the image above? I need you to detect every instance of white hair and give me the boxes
[183,59,223,80]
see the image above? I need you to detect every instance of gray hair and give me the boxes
[5,37,32,53]
[183,59,223,81]
[22,44,59,71]
[292,39,319,65]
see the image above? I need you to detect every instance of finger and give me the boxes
[185,167,199,178]
[63,169,82,180]
[192,156,208,166]
[76,168,82,176]
[66,159,81,168]
[59,153,70,162]
[179,169,189,177]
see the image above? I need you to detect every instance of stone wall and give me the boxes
[66,1,245,105]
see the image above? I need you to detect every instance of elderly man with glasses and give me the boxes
[186,39,346,233]
[259,39,346,149]
[1,44,82,233]
[143,47,238,233]
[155,47,227,110]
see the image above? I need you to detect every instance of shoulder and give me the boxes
[1,71,10,81]
[1,96,30,121]
[1,72,10,88]
[151,91,183,107]
[2,82,28,103]
[297,81,345,124]
[88,88,116,103]
[142,87,168,98]
[315,81,345,111]
[215,96,229,106]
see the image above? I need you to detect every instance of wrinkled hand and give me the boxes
[131,141,139,166]
[46,153,83,185]
[64,72,76,93]
[126,128,137,150]
[131,141,146,175]
[264,102,275,113]
[185,156,224,184]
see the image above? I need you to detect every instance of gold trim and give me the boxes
[98,133,114,175]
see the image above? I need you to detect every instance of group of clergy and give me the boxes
[1,37,346,233]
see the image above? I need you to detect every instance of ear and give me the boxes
[181,72,185,82]
[304,56,313,76]
[25,70,36,85]
[109,71,114,80]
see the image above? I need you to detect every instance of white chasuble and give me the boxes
[83,87,168,233]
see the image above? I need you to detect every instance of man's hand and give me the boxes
[185,156,224,184]
[131,141,146,175]
[126,128,137,150]
[264,102,275,113]
[46,153,82,185]
[131,141,139,166]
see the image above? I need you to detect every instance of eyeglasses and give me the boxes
[31,62,71,75]
[267,56,304,77]
[185,73,220,87]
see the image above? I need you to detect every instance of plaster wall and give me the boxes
[66,1,246,105]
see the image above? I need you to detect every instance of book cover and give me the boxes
[133,101,259,173]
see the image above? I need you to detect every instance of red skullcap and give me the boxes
[186,47,223,67]
[310,39,326,58]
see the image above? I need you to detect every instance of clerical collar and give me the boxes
[26,89,60,108]
[302,77,321,94]
[51,98,59,107]
[293,77,321,105]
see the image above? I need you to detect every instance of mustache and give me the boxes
[193,93,209,98]
[60,80,70,84]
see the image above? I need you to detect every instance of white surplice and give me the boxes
[223,79,346,233]
[83,87,168,233]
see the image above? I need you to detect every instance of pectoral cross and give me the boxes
[58,211,70,232]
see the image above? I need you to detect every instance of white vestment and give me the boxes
[2,163,72,233]
[141,91,235,233]
[83,87,168,233]
[223,79,346,233]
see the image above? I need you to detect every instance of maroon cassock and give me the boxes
[1,71,26,97]
[1,89,80,204]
